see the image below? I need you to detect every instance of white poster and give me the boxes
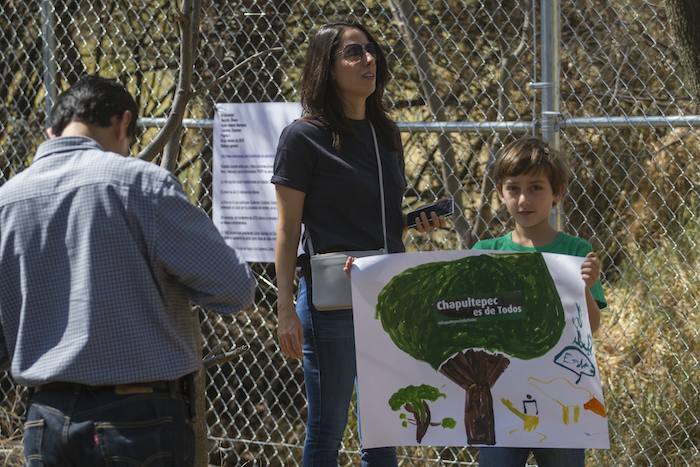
[351,250,609,449]
[213,102,301,263]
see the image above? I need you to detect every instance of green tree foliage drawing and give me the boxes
[377,253,565,445]
[389,384,457,443]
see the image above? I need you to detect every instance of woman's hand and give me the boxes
[581,252,600,289]
[277,303,303,359]
[413,210,447,233]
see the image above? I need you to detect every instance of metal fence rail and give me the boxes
[1,1,698,466]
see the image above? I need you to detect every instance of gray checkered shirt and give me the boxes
[0,137,256,386]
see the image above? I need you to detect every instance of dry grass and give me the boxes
[591,222,700,466]
[0,385,23,467]
[0,442,23,467]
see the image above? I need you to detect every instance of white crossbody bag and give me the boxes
[307,122,388,311]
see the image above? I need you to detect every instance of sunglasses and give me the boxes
[337,42,379,63]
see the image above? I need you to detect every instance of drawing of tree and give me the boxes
[376,253,565,445]
[388,384,456,443]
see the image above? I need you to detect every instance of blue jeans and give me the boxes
[297,277,397,467]
[479,447,585,467]
[23,384,194,466]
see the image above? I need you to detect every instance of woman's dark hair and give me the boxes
[299,21,400,150]
[48,75,139,138]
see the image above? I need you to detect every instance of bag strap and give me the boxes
[370,122,389,253]
[306,121,388,255]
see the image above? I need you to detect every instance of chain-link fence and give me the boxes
[1,1,699,466]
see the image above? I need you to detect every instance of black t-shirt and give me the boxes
[271,118,406,258]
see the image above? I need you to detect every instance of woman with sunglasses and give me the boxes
[272,21,441,466]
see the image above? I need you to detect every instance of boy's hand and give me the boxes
[343,256,355,274]
[581,252,600,289]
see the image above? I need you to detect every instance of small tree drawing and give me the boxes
[388,384,457,443]
[377,253,565,445]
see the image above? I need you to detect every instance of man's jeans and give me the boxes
[479,447,585,467]
[297,277,397,467]
[24,384,194,466]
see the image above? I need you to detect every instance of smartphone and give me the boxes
[405,197,454,228]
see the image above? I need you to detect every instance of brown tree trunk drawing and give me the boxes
[404,400,432,443]
[440,349,510,445]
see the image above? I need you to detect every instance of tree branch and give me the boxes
[203,345,250,368]
[389,0,473,247]
[196,47,284,94]
[137,0,200,163]
[472,5,530,241]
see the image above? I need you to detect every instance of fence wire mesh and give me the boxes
[1,1,698,466]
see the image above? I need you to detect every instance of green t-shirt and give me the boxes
[473,231,607,309]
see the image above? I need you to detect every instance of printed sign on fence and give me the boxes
[351,250,610,449]
[213,102,301,262]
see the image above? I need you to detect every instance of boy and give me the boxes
[474,137,607,467]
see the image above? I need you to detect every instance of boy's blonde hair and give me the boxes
[493,136,569,195]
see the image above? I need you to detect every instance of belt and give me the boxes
[34,378,187,396]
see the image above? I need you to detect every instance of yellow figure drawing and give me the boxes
[501,397,547,442]
[502,398,539,431]
[528,376,607,426]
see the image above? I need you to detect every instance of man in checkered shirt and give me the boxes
[0,75,256,465]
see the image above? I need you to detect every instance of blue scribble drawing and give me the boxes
[553,346,595,383]
[551,302,596,383]
[572,304,593,356]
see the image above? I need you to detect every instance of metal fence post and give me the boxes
[540,0,562,228]
[40,0,57,121]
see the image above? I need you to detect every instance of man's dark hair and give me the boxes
[299,20,400,151]
[48,75,139,138]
